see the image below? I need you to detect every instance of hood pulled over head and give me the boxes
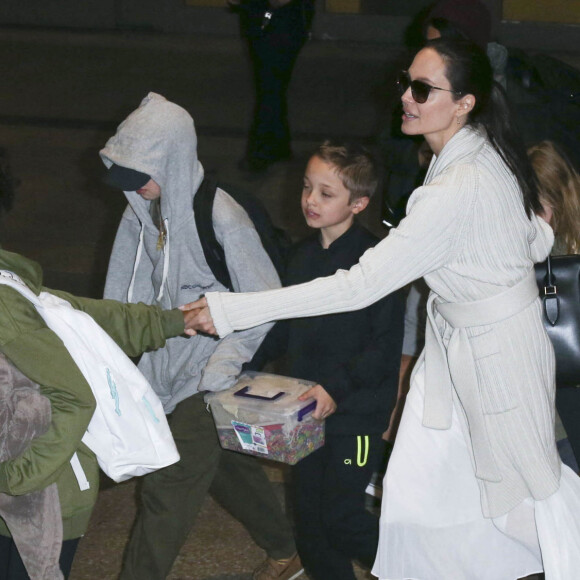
[100,92,204,226]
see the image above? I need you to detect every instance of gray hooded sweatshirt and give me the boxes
[101,93,279,413]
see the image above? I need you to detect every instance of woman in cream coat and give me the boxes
[184,39,580,579]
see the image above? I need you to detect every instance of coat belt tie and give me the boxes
[422,270,539,482]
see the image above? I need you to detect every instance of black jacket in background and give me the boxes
[246,223,404,435]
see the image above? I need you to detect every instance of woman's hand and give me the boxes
[180,298,217,336]
[299,385,337,420]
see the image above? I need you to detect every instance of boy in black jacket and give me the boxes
[247,141,404,580]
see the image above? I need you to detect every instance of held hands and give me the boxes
[299,385,337,421]
[179,297,217,336]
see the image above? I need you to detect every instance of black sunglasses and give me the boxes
[397,71,463,104]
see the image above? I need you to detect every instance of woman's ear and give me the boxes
[460,94,476,116]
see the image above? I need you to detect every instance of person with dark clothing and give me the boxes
[237,0,315,172]
[246,141,404,579]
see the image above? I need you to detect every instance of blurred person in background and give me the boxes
[529,139,580,473]
[232,0,315,173]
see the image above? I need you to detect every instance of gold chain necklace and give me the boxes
[156,220,167,251]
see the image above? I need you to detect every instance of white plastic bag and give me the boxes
[0,271,179,482]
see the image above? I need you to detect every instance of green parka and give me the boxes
[0,248,184,539]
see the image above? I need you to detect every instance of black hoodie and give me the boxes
[247,223,404,435]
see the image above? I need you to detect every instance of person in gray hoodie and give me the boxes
[101,93,302,580]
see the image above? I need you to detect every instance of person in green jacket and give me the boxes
[0,247,187,579]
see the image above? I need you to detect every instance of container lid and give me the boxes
[206,371,317,418]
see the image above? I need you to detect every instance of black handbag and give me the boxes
[535,254,580,388]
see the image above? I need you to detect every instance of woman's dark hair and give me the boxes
[425,38,542,218]
[427,18,469,43]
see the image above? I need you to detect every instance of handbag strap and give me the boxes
[546,254,554,285]
[541,255,559,326]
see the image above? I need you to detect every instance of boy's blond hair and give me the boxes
[314,140,379,203]
[528,140,580,254]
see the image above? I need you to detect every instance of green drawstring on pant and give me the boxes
[356,435,369,467]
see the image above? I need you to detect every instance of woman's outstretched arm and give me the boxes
[182,166,477,337]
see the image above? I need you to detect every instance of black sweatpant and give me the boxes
[292,433,385,580]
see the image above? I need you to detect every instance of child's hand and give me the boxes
[299,385,337,420]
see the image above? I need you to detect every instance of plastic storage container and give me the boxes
[205,372,325,465]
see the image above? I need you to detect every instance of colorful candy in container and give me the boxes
[205,372,325,465]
